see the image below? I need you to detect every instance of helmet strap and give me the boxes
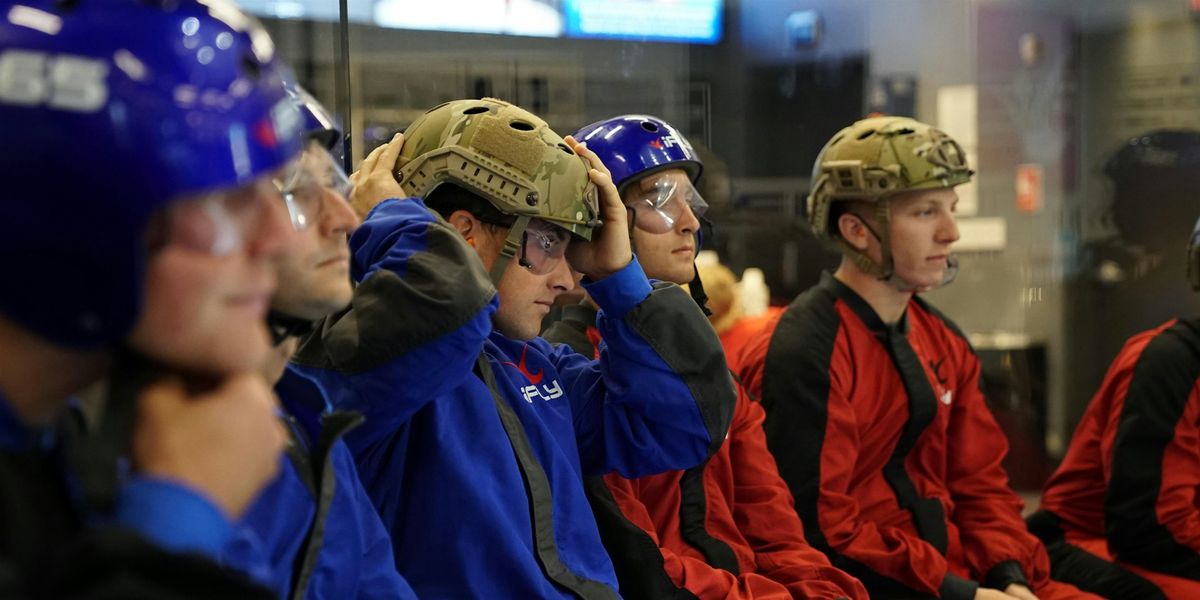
[690,217,714,315]
[839,200,894,282]
[266,310,314,346]
[843,200,959,293]
[489,215,531,285]
[625,206,639,255]
[688,262,713,316]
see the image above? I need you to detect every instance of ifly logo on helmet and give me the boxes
[255,98,302,149]
[502,345,564,404]
[648,135,683,150]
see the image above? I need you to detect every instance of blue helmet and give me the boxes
[0,0,303,348]
[285,81,342,153]
[573,115,703,192]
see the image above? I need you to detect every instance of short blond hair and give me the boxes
[695,262,741,334]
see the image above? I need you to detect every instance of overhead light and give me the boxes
[8,5,62,35]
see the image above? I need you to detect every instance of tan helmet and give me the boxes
[807,116,972,282]
[395,98,599,237]
[394,98,601,282]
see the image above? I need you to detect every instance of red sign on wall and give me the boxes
[1016,164,1043,214]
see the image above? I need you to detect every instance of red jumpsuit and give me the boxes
[543,302,868,599]
[718,306,785,366]
[1036,318,1200,598]
[736,273,1096,600]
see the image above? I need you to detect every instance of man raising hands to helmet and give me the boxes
[292,99,734,599]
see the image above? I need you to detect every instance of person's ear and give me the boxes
[447,210,479,243]
[837,212,871,251]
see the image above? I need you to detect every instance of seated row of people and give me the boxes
[2,2,1197,598]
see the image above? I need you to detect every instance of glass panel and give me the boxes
[257,0,1200,495]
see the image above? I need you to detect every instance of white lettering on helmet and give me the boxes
[0,50,107,112]
[271,98,303,142]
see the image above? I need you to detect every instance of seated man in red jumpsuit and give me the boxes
[737,116,1098,600]
[543,115,867,599]
[1029,218,1200,599]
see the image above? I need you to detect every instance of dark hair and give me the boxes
[423,183,516,229]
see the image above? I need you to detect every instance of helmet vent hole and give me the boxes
[558,143,574,155]
[463,105,490,115]
[509,120,535,131]
[239,55,262,80]
[856,129,876,141]
[640,121,660,133]
[895,128,916,135]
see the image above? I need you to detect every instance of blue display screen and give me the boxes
[243,0,724,45]
[562,0,724,44]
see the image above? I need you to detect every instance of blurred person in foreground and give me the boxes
[0,1,302,596]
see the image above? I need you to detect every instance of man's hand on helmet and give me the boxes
[562,135,632,281]
[348,132,406,218]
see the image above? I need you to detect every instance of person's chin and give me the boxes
[218,333,272,372]
[674,268,696,285]
[494,314,540,341]
[176,334,270,376]
[308,288,353,319]
[913,270,944,290]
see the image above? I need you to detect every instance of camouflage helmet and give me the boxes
[394,98,600,241]
[807,116,972,283]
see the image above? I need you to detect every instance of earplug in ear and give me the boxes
[466,236,475,247]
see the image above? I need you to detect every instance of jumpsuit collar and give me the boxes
[818,271,910,336]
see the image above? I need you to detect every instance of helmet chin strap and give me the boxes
[855,216,959,293]
[883,255,958,293]
[689,221,713,316]
[266,310,315,346]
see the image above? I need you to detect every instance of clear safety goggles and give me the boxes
[517,218,571,275]
[274,141,354,231]
[156,176,288,257]
[626,172,708,234]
